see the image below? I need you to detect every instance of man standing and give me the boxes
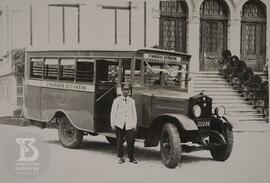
[110,82,138,164]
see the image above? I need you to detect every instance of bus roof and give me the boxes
[26,45,191,57]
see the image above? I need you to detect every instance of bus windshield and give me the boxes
[144,60,190,88]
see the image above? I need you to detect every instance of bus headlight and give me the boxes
[193,105,201,118]
[215,106,226,117]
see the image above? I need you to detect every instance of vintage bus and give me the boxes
[24,47,233,168]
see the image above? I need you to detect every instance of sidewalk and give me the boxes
[0,99,13,117]
[233,121,270,133]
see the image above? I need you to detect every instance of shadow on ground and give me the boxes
[46,138,213,164]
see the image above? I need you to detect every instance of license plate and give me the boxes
[197,120,210,127]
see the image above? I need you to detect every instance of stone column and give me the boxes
[228,17,241,57]
[187,13,200,73]
[266,6,270,69]
[187,13,200,94]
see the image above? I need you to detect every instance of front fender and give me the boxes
[144,113,198,147]
[220,114,238,129]
[211,114,236,132]
[153,113,198,131]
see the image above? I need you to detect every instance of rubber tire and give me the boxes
[210,125,233,161]
[160,123,181,168]
[106,137,117,145]
[58,116,83,149]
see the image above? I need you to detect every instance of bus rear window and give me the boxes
[30,58,43,78]
[44,58,58,79]
[76,58,94,82]
[60,58,75,81]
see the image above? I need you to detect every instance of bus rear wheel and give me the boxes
[58,116,83,148]
[160,123,181,168]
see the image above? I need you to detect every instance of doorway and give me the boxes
[199,0,228,71]
[94,60,118,132]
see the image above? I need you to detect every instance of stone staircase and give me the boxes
[192,72,268,124]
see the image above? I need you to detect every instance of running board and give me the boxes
[98,132,145,143]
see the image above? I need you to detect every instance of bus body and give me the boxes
[24,47,234,168]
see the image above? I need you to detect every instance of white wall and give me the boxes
[0,0,269,72]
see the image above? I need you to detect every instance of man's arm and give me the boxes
[110,99,118,129]
[132,100,137,127]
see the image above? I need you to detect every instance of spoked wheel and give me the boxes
[210,125,233,161]
[160,123,181,168]
[58,116,83,148]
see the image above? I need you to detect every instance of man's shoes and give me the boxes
[118,158,125,164]
[129,158,138,164]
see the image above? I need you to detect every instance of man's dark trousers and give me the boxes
[116,125,136,160]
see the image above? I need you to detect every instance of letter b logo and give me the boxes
[16,138,39,162]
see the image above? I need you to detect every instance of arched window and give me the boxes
[159,1,188,52]
[242,1,266,20]
[200,0,228,18]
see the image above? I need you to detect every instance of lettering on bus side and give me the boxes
[44,81,88,92]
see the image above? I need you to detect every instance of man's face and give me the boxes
[122,86,130,97]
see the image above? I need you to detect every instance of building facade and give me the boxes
[0,0,269,112]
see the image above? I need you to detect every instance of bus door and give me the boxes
[94,59,118,132]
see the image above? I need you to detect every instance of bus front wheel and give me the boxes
[160,123,181,168]
[58,116,83,148]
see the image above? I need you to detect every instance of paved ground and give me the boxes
[0,124,270,183]
[0,99,13,117]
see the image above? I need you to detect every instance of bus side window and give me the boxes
[30,58,43,78]
[133,59,141,86]
[59,58,75,81]
[164,65,180,87]
[76,59,94,82]
[144,63,162,86]
[122,60,131,83]
[108,64,119,82]
[44,58,58,80]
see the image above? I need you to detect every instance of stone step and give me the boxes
[213,103,255,110]
[193,72,268,124]
[193,82,232,86]
[193,71,219,75]
[194,85,234,88]
[194,78,228,82]
[193,81,230,85]
[194,88,237,92]
[213,99,249,104]
[193,75,224,78]
[212,105,259,114]
[223,108,257,112]
[197,91,241,96]
[208,95,244,100]
[239,117,267,122]
[229,112,264,117]
[205,93,242,97]
[212,103,252,108]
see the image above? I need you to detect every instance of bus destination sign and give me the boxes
[143,53,181,62]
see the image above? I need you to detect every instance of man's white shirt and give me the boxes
[110,95,137,130]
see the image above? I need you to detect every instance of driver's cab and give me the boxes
[93,49,191,133]
[94,56,134,132]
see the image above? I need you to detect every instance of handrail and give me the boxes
[96,85,115,102]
